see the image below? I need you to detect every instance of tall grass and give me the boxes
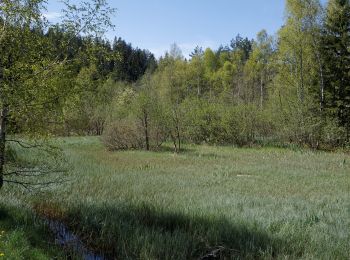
[2,137,350,259]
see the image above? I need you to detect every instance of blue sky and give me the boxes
[44,1,317,58]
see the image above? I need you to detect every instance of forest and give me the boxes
[0,0,349,259]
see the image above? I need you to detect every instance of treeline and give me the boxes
[45,27,157,81]
[3,0,350,153]
[101,0,350,151]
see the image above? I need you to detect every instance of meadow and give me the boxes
[1,137,349,259]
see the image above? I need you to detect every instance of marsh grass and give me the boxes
[2,136,350,259]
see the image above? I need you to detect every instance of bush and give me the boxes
[182,99,225,144]
[102,120,144,151]
[181,99,272,146]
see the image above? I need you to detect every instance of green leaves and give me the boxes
[0,0,116,137]
[321,0,350,134]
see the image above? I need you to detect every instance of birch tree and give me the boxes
[0,0,115,189]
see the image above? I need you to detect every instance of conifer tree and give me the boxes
[321,0,350,139]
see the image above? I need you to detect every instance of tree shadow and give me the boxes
[0,208,9,220]
[0,203,66,259]
[55,202,291,259]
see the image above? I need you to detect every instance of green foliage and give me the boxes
[181,98,224,144]
[230,34,253,61]
[321,0,350,137]
[101,4,349,151]
[0,0,117,137]
[0,0,118,189]
[1,0,349,151]
[103,75,168,151]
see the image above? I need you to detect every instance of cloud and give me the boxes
[42,12,61,21]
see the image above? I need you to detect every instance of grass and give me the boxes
[1,136,350,259]
[0,198,65,259]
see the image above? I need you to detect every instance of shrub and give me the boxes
[102,120,144,151]
[182,98,225,144]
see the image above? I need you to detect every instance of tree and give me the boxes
[203,48,218,99]
[0,0,115,189]
[321,0,350,140]
[214,60,237,104]
[230,34,253,61]
[190,46,204,58]
[134,75,155,151]
[270,0,324,146]
[64,65,116,135]
[244,30,275,108]
[111,37,157,82]
[152,53,189,152]
[189,46,205,97]
[169,43,184,60]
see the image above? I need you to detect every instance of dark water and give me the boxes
[46,219,106,260]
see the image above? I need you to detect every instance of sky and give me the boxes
[44,1,293,58]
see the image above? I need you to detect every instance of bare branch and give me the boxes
[5,139,43,148]
[3,178,68,192]
[4,168,65,177]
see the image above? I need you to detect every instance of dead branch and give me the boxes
[3,178,68,192]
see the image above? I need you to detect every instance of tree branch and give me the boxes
[3,178,68,191]
[5,139,43,149]
[4,168,65,177]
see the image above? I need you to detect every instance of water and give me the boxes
[46,219,106,260]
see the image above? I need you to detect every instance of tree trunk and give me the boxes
[143,109,150,151]
[0,106,8,189]
[197,76,201,97]
[171,133,178,153]
[260,72,264,109]
[316,50,325,111]
[299,50,304,104]
[311,33,325,112]
[176,125,181,152]
[172,108,181,153]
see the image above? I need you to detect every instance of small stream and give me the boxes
[46,219,106,260]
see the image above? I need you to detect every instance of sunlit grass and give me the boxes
[2,136,350,259]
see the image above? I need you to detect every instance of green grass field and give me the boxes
[1,137,350,259]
